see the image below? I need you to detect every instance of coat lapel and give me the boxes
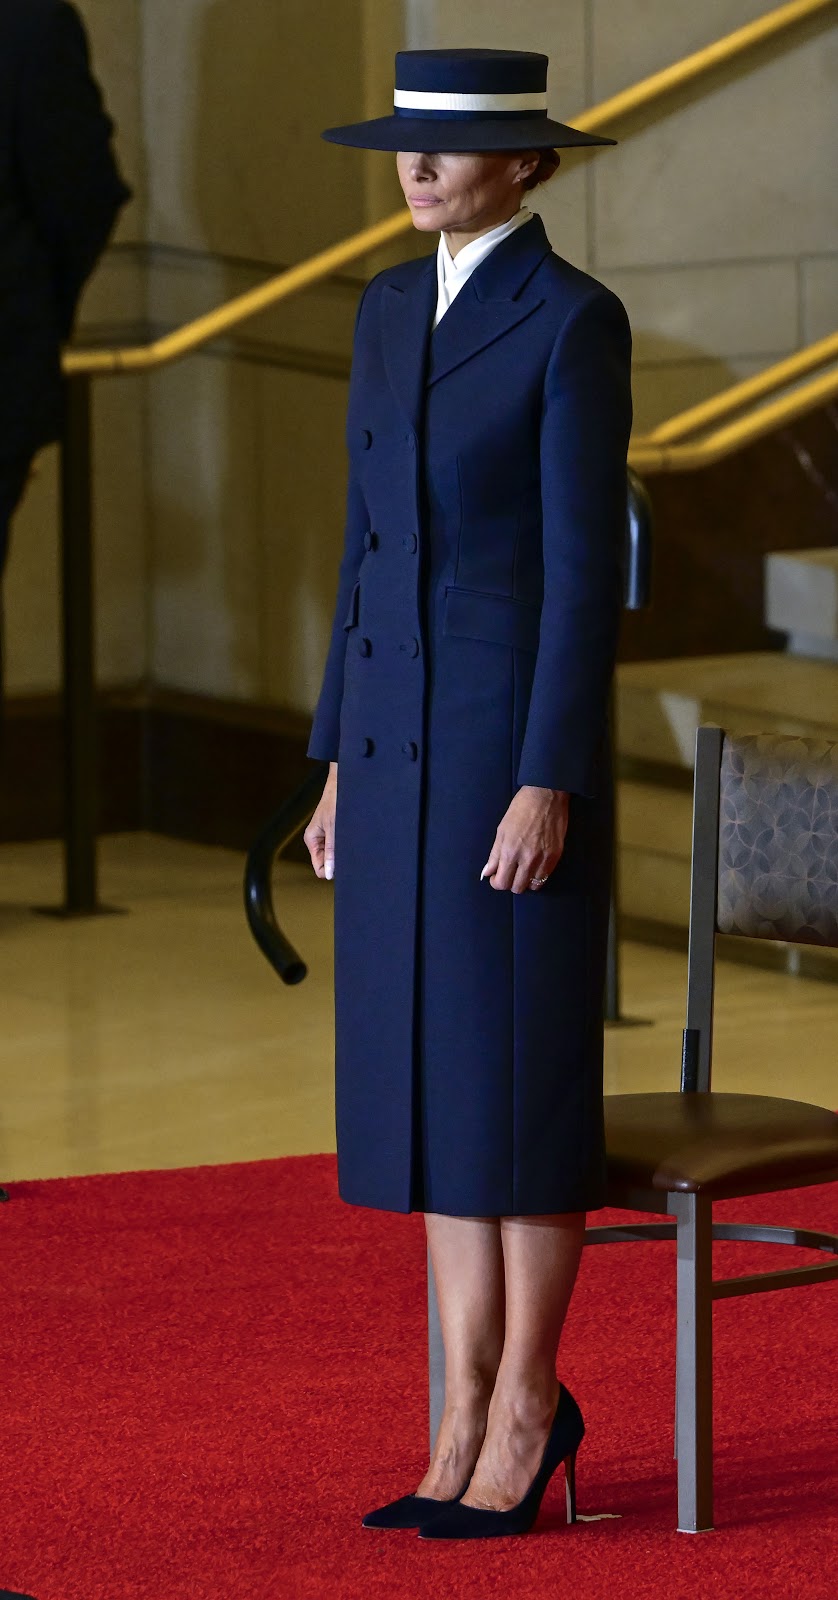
[380,255,437,435]
[427,212,552,389]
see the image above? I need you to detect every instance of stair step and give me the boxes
[765,547,838,650]
[616,652,838,770]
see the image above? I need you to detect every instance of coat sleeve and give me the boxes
[515,287,633,799]
[306,280,374,763]
[16,0,132,340]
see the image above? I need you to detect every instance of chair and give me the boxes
[427,725,838,1533]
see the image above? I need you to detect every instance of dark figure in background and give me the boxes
[0,0,130,648]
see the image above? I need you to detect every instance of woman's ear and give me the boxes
[518,153,540,184]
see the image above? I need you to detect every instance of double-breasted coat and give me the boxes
[307,212,633,1216]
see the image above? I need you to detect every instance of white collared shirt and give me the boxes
[433,206,534,329]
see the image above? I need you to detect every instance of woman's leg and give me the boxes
[416,1213,506,1499]
[460,1212,586,1511]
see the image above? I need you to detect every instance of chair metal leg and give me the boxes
[428,1246,445,1455]
[671,1192,714,1532]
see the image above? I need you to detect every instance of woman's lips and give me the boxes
[409,196,442,206]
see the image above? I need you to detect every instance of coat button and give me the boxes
[358,636,372,657]
[402,533,417,553]
[360,737,374,757]
[401,740,418,761]
[399,637,420,658]
[363,530,379,552]
[360,429,372,449]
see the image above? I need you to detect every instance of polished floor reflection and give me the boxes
[0,833,835,1183]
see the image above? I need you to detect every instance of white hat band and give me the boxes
[393,88,548,114]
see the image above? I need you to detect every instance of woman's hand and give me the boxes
[304,762,338,880]
[480,786,570,893]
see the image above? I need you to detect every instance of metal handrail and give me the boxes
[62,0,835,380]
[630,361,838,472]
[244,764,329,984]
[644,330,838,445]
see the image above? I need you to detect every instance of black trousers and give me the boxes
[0,455,31,572]
[0,454,33,704]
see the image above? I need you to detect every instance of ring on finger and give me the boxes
[529,875,548,890]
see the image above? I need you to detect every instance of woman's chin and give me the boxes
[408,206,444,233]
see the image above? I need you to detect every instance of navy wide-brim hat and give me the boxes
[321,49,616,152]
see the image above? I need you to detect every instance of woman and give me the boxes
[304,48,632,1541]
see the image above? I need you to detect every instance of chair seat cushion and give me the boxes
[604,1092,838,1200]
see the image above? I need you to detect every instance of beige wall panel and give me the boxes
[594,23,838,268]
[91,378,148,685]
[147,359,262,697]
[76,247,147,333]
[3,450,61,694]
[600,260,799,363]
[76,0,146,241]
[260,370,353,714]
[140,0,368,262]
[145,250,360,366]
[630,352,783,432]
[591,0,779,99]
[801,256,838,343]
[593,25,838,268]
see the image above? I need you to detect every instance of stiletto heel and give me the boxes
[419,1383,585,1541]
[564,1449,578,1525]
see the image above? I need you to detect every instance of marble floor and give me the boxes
[0,833,835,1183]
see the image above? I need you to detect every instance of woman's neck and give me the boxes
[443,205,523,260]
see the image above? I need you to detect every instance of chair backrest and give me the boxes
[681,726,838,1093]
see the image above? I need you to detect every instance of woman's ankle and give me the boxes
[443,1360,499,1415]
[488,1369,560,1426]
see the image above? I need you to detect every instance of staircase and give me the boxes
[616,562,838,976]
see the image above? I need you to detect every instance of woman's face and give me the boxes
[396,150,538,235]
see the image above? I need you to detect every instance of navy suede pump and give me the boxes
[418,1383,584,1541]
[362,1487,466,1530]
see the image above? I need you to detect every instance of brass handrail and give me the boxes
[644,331,838,444]
[629,361,838,472]
[62,0,835,379]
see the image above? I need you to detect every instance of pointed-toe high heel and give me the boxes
[419,1383,584,1541]
[362,1486,468,1530]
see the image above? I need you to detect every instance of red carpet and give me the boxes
[0,1156,836,1600]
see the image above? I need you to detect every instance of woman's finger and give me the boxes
[303,816,326,877]
[512,858,536,894]
[480,837,501,883]
[522,852,560,893]
[487,848,518,892]
[323,817,335,880]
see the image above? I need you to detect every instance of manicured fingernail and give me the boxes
[324,860,334,880]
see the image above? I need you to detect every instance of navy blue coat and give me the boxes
[308,212,632,1216]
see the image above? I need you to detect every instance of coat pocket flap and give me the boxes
[343,579,361,630]
[443,586,541,653]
